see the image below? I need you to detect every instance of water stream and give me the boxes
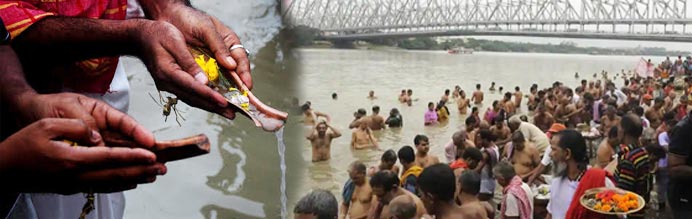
[275,127,288,219]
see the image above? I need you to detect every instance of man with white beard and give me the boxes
[546,130,616,219]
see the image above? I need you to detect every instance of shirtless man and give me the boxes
[503,132,540,179]
[414,135,440,168]
[646,97,665,129]
[489,82,496,91]
[367,90,377,100]
[502,92,517,117]
[533,104,555,132]
[458,171,492,219]
[472,84,484,105]
[441,89,451,103]
[368,106,386,131]
[596,127,619,168]
[349,109,368,129]
[457,90,470,115]
[514,87,523,109]
[527,87,538,111]
[600,105,621,135]
[302,103,331,126]
[664,92,677,113]
[368,149,401,176]
[368,171,426,219]
[398,89,408,103]
[307,121,342,162]
[452,86,461,99]
[418,164,467,219]
[490,117,512,147]
[341,161,373,219]
[556,95,582,128]
[352,121,378,149]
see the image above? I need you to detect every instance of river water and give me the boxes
[122,1,303,218]
[296,48,664,203]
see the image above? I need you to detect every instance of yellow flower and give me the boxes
[194,55,219,83]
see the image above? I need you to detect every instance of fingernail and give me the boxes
[91,130,101,143]
[194,72,209,84]
[226,57,236,67]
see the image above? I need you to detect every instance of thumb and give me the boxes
[38,118,99,145]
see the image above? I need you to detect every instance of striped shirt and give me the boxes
[614,145,653,203]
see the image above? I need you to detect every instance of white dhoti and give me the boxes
[9,59,130,219]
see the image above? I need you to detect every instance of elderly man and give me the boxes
[444,130,475,163]
[367,171,426,219]
[508,115,550,154]
[388,195,417,219]
[294,190,339,219]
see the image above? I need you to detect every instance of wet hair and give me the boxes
[357,108,367,115]
[418,164,456,201]
[472,106,479,113]
[372,105,380,113]
[331,93,337,99]
[428,102,434,108]
[382,149,398,163]
[479,129,497,142]
[465,116,477,127]
[445,89,450,95]
[390,108,400,115]
[294,189,338,219]
[370,170,400,192]
[492,161,516,181]
[504,92,512,99]
[554,130,589,167]
[608,126,619,139]
[515,86,520,91]
[459,170,481,195]
[398,146,416,164]
[301,103,311,112]
[477,84,481,89]
[581,79,587,84]
[462,147,483,162]
[350,161,367,174]
[621,113,643,138]
[414,134,429,145]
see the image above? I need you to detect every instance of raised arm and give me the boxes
[328,123,342,138]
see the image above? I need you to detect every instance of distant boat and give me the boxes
[448,47,474,54]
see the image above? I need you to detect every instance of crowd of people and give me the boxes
[0,1,252,218]
[297,58,692,219]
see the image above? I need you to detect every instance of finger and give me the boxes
[84,96,155,148]
[163,32,209,85]
[200,24,237,72]
[37,118,97,144]
[229,47,253,91]
[57,96,101,145]
[64,146,158,170]
[211,17,253,90]
[168,84,236,120]
[77,163,164,185]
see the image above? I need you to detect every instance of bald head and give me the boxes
[389,195,416,219]
[621,113,643,139]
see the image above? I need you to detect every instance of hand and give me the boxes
[15,93,155,147]
[0,118,166,194]
[154,4,252,90]
[133,20,235,119]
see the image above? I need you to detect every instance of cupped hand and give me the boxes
[134,20,236,119]
[156,4,252,90]
[17,93,155,147]
[0,118,166,194]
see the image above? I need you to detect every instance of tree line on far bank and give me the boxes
[287,25,689,56]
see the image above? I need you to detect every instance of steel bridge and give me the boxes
[283,0,692,42]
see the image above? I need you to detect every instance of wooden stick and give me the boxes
[102,131,210,163]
